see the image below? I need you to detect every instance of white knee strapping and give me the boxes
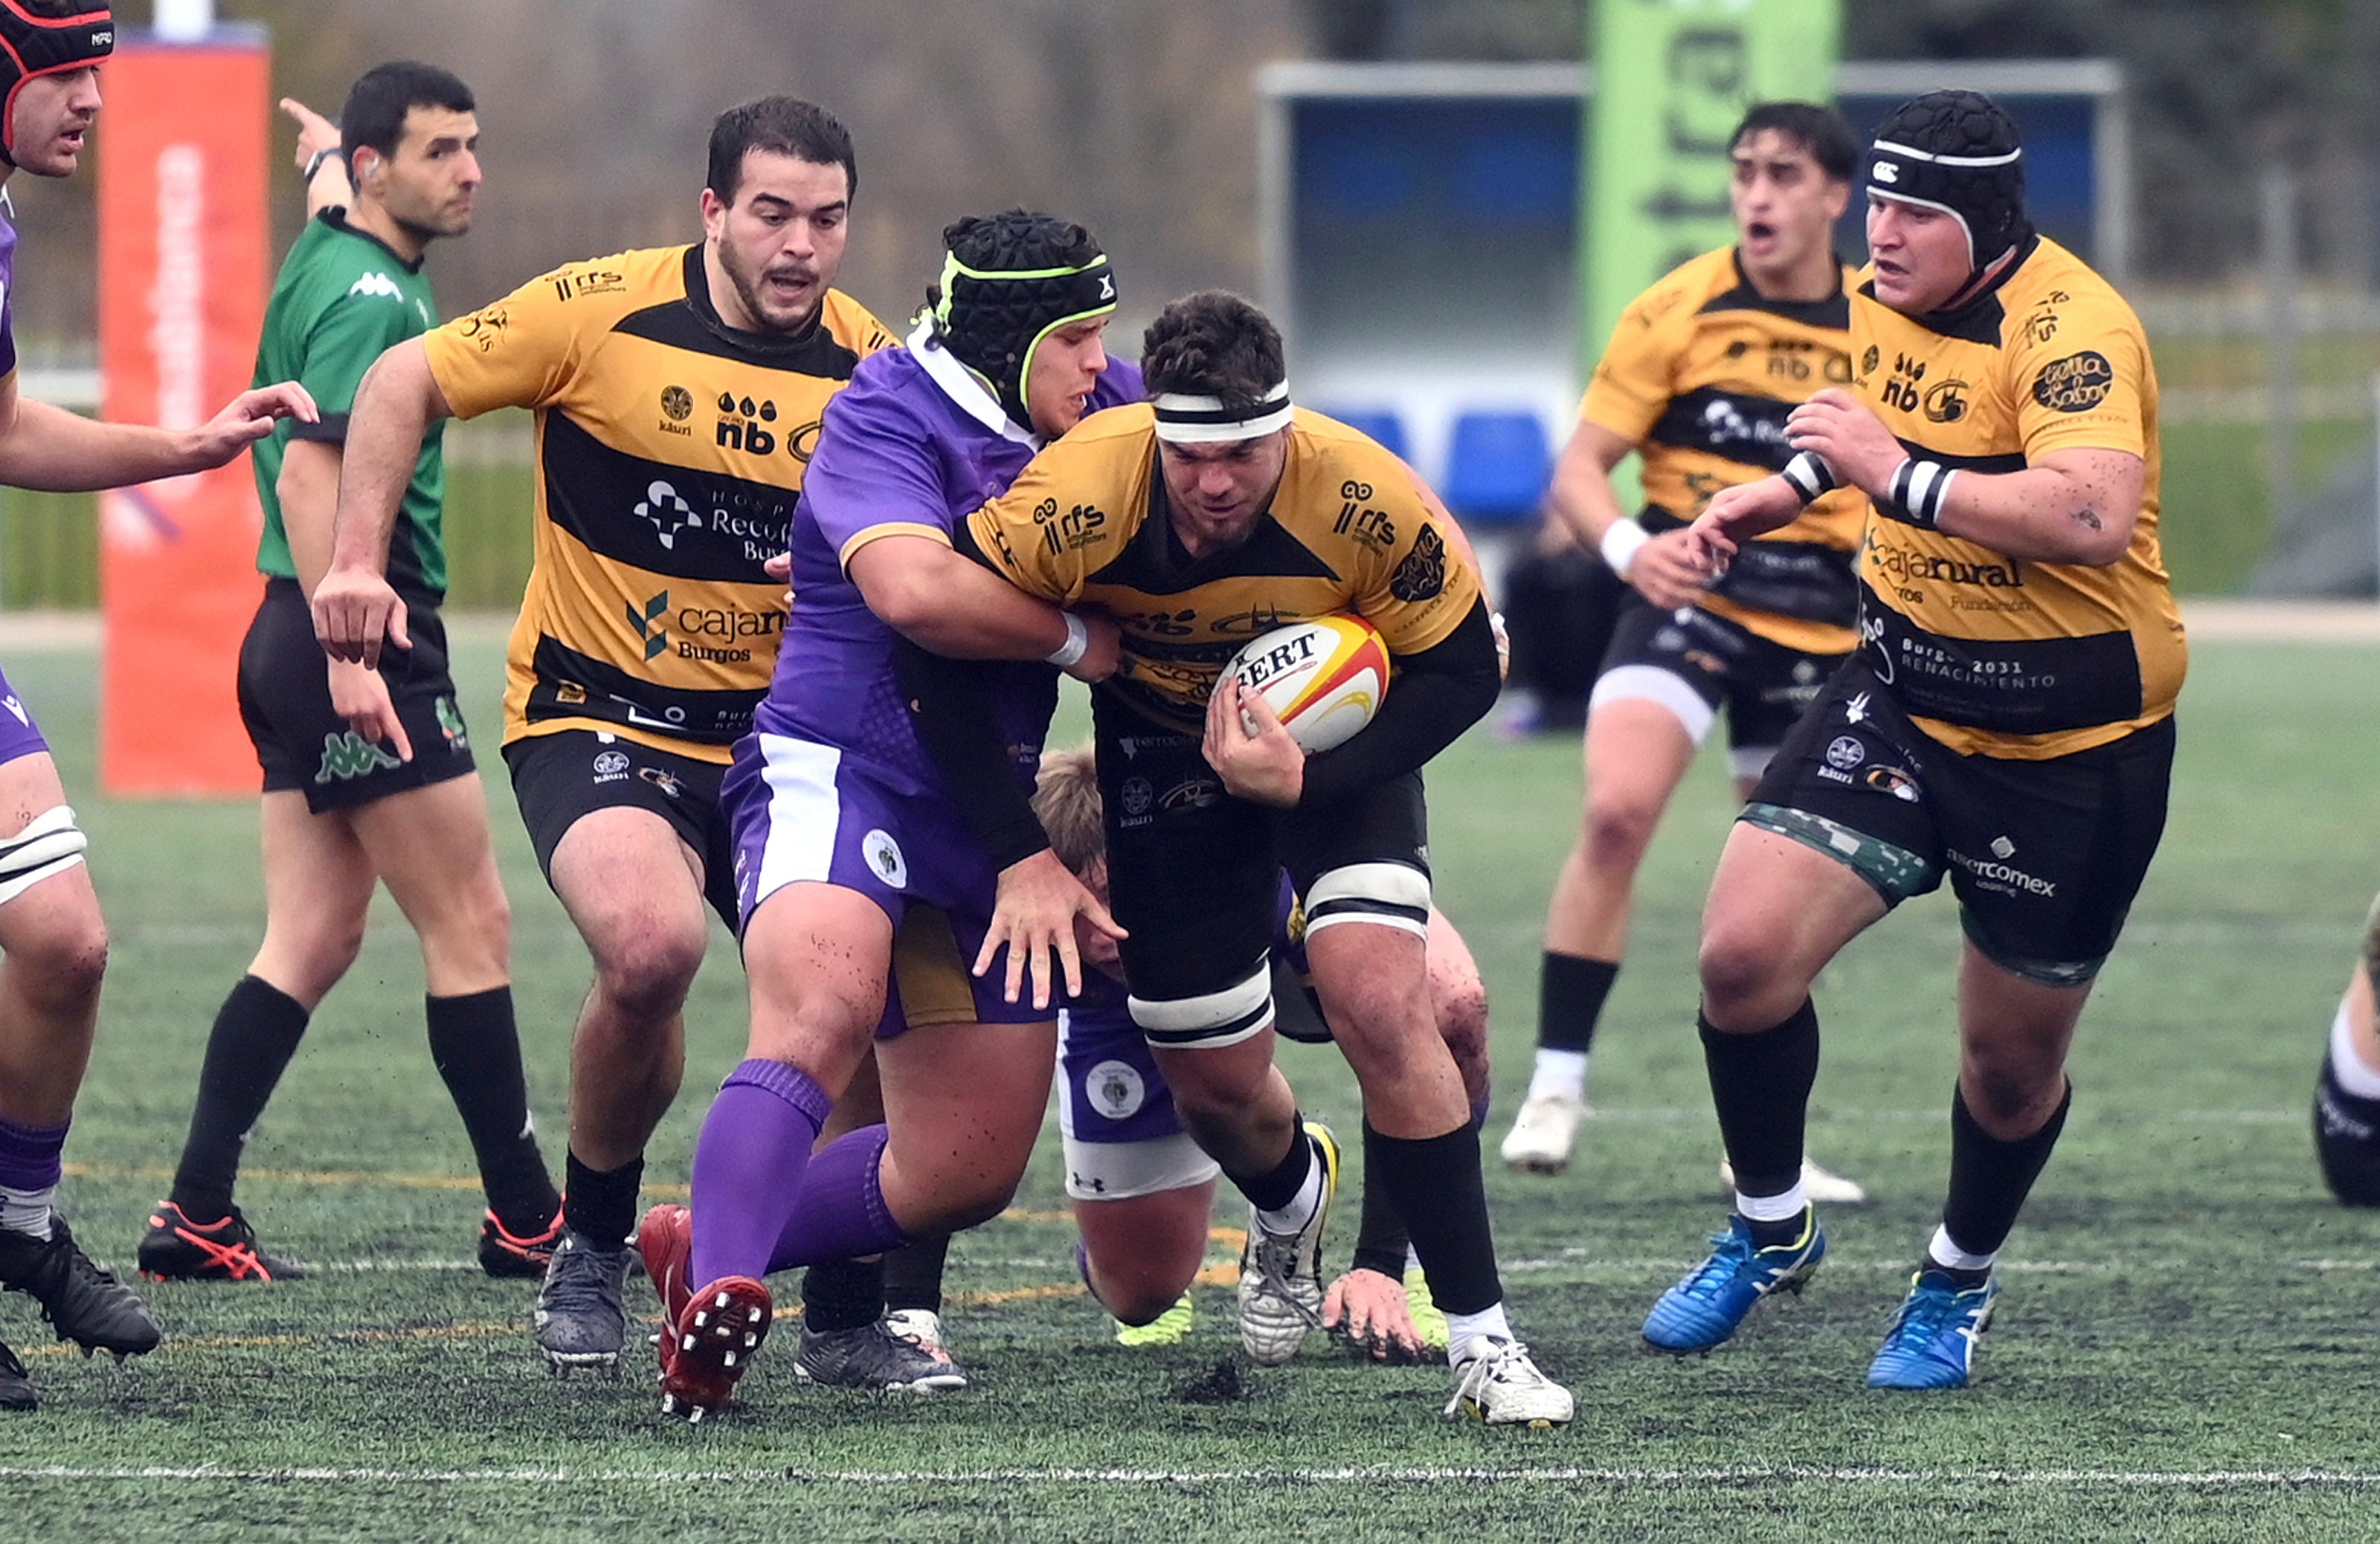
[1130,960,1275,1049]
[0,804,86,907]
[1591,664,1717,745]
[1302,861,1432,939]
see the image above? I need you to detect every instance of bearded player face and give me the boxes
[9,64,99,179]
[701,150,849,333]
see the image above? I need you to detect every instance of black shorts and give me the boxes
[1593,594,1846,776]
[1093,698,1431,1049]
[237,576,476,814]
[1743,660,2175,985]
[502,728,741,931]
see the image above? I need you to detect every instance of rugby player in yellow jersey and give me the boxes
[951,292,1571,1426]
[1503,103,1867,1206]
[1641,90,2184,1389]
[312,97,895,1373]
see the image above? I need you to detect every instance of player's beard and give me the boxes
[717,239,821,335]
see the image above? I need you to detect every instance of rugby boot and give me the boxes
[1868,1268,2000,1391]
[1113,1293,1194,1348]
[0,1215,162,1359]
[1499,1091,1587,1174]
[1236,1121,1339,1366]
[794,1318,966,1394]
[138,1202,304,1283]
[1642,1208,1826,1352]
[1403,1266,1450,1357]
[1443,1337,1574,1427]
[1720,1156,1871,1206]
[634,1203,695,1331]
[0,1338,34,1411]
[660,1276,772,1421]
[881,1308,971,1390]
[478,1204,565,1280]
[533,1227,634,1374]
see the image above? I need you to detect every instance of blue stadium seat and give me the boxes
[1315,406,1408,463]
[1442,410,1552,523]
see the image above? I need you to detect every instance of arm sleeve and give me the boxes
[419,263,599,420]
[1346,459,1488,660]
[892,639,1052,870]
[286,289,422,444]
[1577,280,1685,443]
[2010,291,2150,462]
[1299,599,1501,806]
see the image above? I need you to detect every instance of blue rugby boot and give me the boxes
[1867,1267,1999,1390]
[1642,1208,1825,1352]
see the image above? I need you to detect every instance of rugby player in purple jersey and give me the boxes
[635,211,1133,1420]
[0,1,321,1412]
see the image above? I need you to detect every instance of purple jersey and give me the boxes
[755,335,1144,797]
[0,208,19,379]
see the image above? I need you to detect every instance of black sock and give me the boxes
[169,976,312,1222]
[803,1255,887,1333]
[1702,998,1820,1215]
[1349,1154,1411,1279]
[1224,1114,1316,1215]
[1940,1080,2071,1262]
[425,988,559,1235]
[884,1233,951,1314]
[562,1151,642,1248]
[1363,1119,1500,1316]
[1537,953,1619,1055]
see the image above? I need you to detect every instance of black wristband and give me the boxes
[1882,457,1958,531]
[304,146,344,182]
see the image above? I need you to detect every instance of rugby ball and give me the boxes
[1224,616,1389,753]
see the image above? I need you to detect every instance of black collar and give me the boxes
[678,244,828,361]
[319,208,424,275]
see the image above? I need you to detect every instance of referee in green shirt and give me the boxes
[140,62,562,1284]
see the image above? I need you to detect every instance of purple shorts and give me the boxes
[1058,974,1187,1147]
[725,730,1045,1034]
[0,663,51,770]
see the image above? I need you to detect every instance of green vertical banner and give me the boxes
[1582,0,1842,364]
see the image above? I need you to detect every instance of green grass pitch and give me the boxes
[0,628,2376,1540]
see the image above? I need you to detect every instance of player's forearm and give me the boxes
[328,341,445,573]
[864,539,1074,660]
[1926,462,2139,567]
[0,397,217,490]
[1543,422,1634,548]
[277,440,343,596]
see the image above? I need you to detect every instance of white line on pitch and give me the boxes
[2,1464,2376,1488]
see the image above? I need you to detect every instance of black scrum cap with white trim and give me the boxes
[1866,89,2028,272]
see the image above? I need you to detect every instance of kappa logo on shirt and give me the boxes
[348,272,403,301]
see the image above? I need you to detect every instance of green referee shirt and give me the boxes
[250,209,448,597]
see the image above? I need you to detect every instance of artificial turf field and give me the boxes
[0,623,2376,1540]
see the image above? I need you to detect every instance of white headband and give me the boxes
[1151,382,1293,444]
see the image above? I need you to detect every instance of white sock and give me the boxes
[1254,1136,1324,1236]
[2331,1001,2380,1100]
[1735,1181,1808,1224]
[1445,1301,1514,1363]
[0,1184,55,1239]
[1926,1223,1996,1274]
[1403,1244,1423,1276]
[1525,1049,1587,1103]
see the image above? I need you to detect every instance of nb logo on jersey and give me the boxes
[315,732,402,785]
[348,272,403,301]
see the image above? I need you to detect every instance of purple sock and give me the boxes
[0,1115,67,1190]
[688,1059,832,1289]
[765,1125,910,1273]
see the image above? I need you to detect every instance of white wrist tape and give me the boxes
[1598,520,1651,577]
[1885,457,1958,532]
[1780,451,1839,506]
[1044,611,1090,669]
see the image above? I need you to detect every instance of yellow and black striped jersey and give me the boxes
[1585,245,1865,654]
[1848,234,2184,760]
[423,245,896,762]
[966,406,1484,734]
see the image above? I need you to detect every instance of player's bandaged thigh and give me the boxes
[1590,663,1717,746]
[0,805,87,907]
[1130,958,1275,1051]
[1061,1130,1220,1203]
[1740,801,1937,904]
[1300,861,1432,941]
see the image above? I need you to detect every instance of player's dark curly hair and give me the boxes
[923,209,1103,312]
[341,62,475,167]
[1141,290,1285,410]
